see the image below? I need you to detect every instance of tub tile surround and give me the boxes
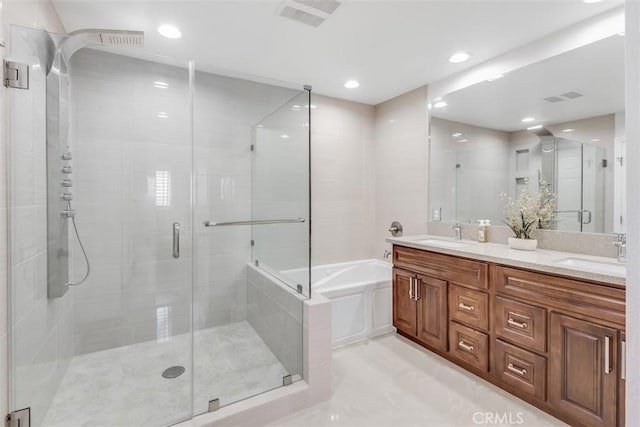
[428,221,621,259]
[388,234,625,285]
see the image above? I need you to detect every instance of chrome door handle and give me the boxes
[507,318,528,329]
[172,222,180,259]
[507,363,527,376]
[604,336,611,374]
[621,340,626,380]
[458,302,475,312]
[458,341,474,352]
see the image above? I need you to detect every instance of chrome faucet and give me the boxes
[613,233,626,263]
[450,223,462,241]
[384,249,392,259]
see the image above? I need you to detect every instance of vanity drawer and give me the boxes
[495,296,546,353]
[449,284,488,331]
[494,339,547,401]
[494,265,625,327]
[394,246,488,289]
[449,321,489,372]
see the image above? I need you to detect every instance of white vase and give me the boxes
[508,237,538,251]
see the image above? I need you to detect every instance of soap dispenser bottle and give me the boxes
[478,220,488,243]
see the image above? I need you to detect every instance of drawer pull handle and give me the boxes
[458,302,475,312]
[507,318,528,329]
[507,363,527,376]
[458,341,474,352]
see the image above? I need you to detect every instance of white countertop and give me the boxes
[387,234,626,287]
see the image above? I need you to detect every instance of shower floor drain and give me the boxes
[162,365,185,379]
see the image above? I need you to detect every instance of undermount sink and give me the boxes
[555,257,626,276]
[416,239,475,249]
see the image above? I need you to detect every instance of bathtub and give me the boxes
[289,259,393,347]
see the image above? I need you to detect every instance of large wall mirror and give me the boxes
[428,33,625,234]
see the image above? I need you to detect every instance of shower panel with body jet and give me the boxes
[43,28,144,298]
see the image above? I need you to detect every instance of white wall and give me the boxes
[1,1,65,424]
[625,0,639,421]
[311,95,376,265]
[375,86,429,257]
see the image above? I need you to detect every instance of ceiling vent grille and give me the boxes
[543,96,564,103]
[278,0,341,27]
[293,0,341,14]
[561,91,584,99]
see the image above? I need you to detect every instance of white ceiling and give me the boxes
[51,0,623,105]
[432,34,625,132]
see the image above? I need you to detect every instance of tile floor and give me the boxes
[42,321,290,427]
[269,334,567,427]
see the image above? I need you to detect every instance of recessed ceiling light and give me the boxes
[452,132,462,137]
[590,138,600,142]
[344,80,360,89]
[458,139,469,143]
[257,124,264,128]
[305,104,317,109]
[303,122,309,127]
[153,81,169,89]
[291,104,301,110]
[157,112,169,119]
[521,117,535,123]
[158,24,182,39]
[618,31,626,36]
[433,101,447,109]
[281,134,290,139]
[527,125,543,131]
[562,128,575,133]
[449,52,470,64]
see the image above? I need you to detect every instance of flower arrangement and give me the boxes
[500,182,556,240]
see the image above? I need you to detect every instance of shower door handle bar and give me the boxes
[203,217,306,227]
[172,222,180,259]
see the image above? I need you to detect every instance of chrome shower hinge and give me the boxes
[6,407,30,427]
[3,60,29,89]
[208,399,220,412]
[283,374,293,386]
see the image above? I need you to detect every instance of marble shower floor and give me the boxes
[42,321,290,427]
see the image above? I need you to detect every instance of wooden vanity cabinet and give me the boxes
[549,313,618,427]
[392,267,447,352]
[391,245,626,427]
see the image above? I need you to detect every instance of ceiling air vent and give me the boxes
[278,0,342,27]
[543,96,564,103]
[561,91,584,99]
[293,0,341,14]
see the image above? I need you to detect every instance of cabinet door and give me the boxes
[416,274,447,351]
[393,268,416,336]
[549,313,617,427]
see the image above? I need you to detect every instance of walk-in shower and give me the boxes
[6,24,310,426]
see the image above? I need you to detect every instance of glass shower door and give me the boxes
[7,25,194,427]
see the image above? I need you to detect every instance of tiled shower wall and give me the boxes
[69,48,301,351]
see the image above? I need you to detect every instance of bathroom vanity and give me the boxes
[388,237,625,427]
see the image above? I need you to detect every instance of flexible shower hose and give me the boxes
[66,200,91,286]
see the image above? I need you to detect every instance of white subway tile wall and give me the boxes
[374,87,430,257]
